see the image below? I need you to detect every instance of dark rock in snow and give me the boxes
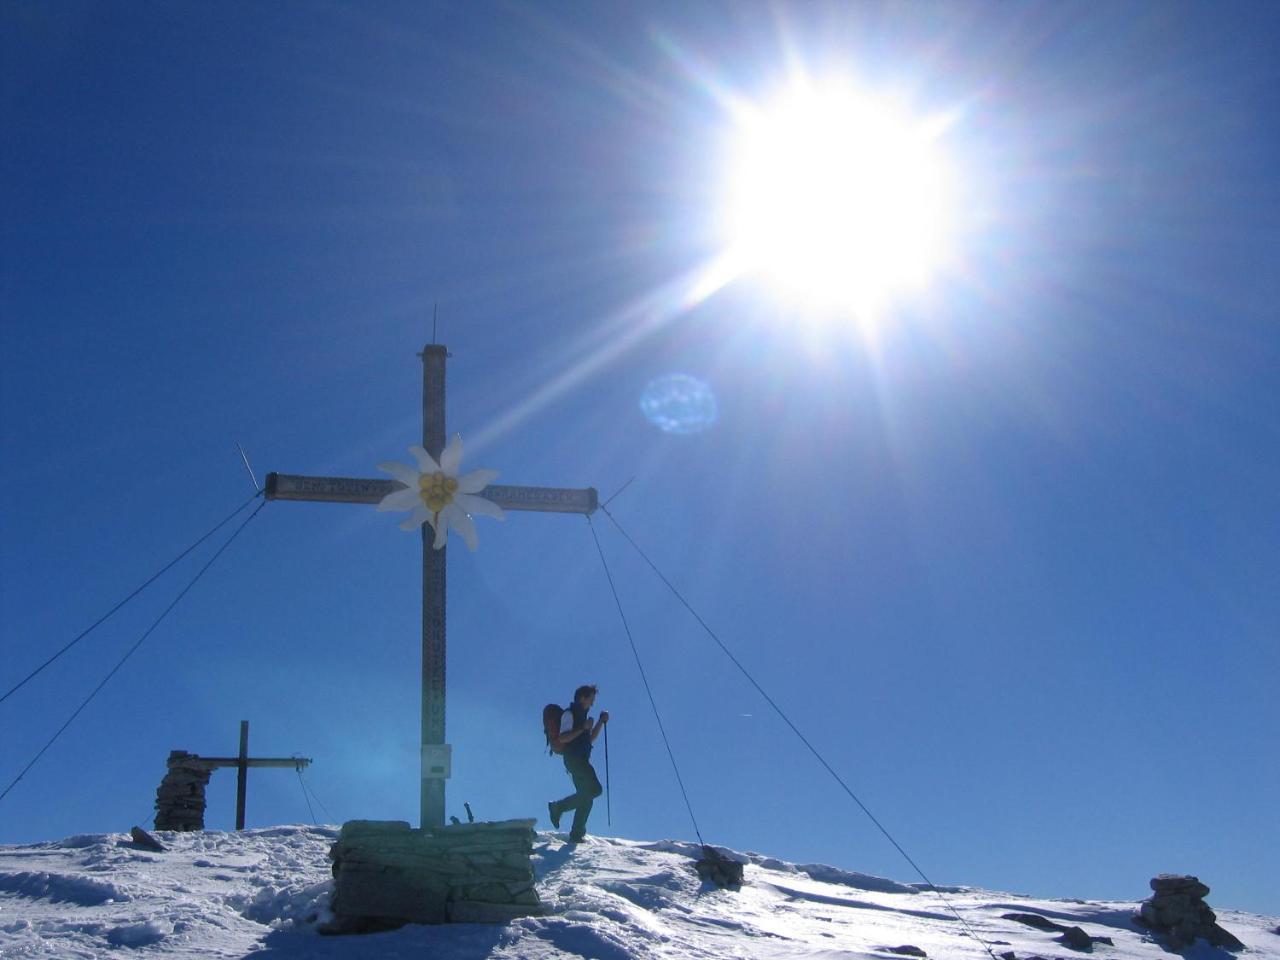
[879,945,927,957]
[694,845,744,889]
[1057,926,1094,951]
[1003,913,1066,932]
[1135,874,1245,951]
[128,827,164,852]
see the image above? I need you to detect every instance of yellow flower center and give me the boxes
[418,471,458,514]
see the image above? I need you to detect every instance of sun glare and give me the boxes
[720,78,955,320]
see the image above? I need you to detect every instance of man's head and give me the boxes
[573,684,598,708]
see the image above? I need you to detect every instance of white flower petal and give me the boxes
[409,445,440,474]
[441,503,479,551]
[456,468,498,494]
[399,505,431,531]
[378,461,420,487]
[440,434,464,476]
[456,492,505,520]
[377,487,421,513]
[432,512,449,549]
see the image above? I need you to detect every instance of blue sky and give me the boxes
[2,1,1277,915]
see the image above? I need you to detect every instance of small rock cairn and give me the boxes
[153,751,215,831]
[1134,875,1244,951]
[324,818,545,932]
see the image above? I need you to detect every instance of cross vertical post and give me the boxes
[420,345,447,829]
[235,719,249,830]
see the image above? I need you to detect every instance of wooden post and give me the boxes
[236,720,249,830]
[421,345,447,829]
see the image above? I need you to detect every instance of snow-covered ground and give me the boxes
[1,825,1274,959]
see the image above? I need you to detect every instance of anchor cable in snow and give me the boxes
[587,515,704,847]
[600,504,1001,960]
[0,490,265,707]
[0,499,269,805]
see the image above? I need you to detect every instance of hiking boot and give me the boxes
[567,832,585,844]
[548,801,563,830]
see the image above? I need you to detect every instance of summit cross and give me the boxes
[264,344,597,828]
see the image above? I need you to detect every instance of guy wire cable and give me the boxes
[294,759,337,825]
[296,766,318,825]
[299,769,337,825]
[600,503,1001,960]
[0,498,269,804]
[586,515,704,847]
[1,489,265,706]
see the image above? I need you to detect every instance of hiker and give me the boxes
[548,684,608,842]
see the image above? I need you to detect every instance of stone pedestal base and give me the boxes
[323,818,546,932]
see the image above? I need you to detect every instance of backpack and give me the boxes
[542,703,566,754]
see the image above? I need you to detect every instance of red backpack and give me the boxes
[542,703,566,754]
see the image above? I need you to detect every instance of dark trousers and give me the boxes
[555,754,602,840]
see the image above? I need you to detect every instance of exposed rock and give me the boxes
[1057,926,1094,951]
[878,945,927,957]
[1003,913,1066,933]
[129,827,165,852]
[1134,874,1245,951]
[1150,875,1211,899]
[694,845,745,889]
[1002,913,1112,952]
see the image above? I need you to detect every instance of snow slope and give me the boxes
[0,826,1274,959]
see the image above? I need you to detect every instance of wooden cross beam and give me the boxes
[190,721,312,830]
[156,721,311,831]
[264,475,596,514]
[265,344,596,828]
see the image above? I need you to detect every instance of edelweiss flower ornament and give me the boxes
[377,434,504,550]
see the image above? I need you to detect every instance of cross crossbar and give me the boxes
[265,473,597,514]
[189,757,312,769]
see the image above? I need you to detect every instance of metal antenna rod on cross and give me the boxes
[264,344,597,828]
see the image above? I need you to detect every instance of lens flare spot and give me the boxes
[640,374,718,435]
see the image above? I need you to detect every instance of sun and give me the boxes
[719,77,956,320]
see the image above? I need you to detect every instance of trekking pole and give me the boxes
[604,721,611,826]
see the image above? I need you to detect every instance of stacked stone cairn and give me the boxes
[324,818,545,932]
[153,751,216,831]
[1134,875,1245,951]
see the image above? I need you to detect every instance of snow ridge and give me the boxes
[0,826,1275,959]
